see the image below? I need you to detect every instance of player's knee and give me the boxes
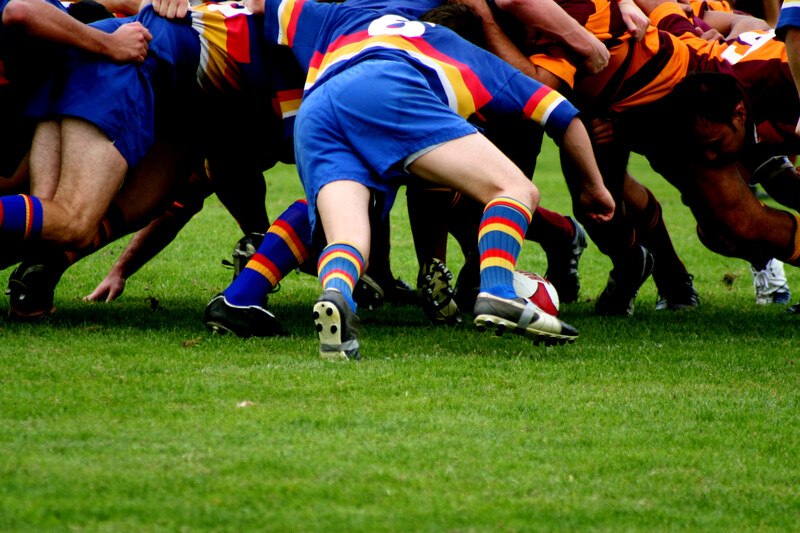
[60,213,102,248]
[511,180,538,211]
[726,208,786,245]
[2,0,35,27]
[697,225,740,258]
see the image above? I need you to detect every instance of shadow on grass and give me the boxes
[1,292,796,360]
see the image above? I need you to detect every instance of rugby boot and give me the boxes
[353,272,418,311]
[474,292,578,345]
[417,258,461,325]
[204,293,286,337]
[544,216,587,304]
[595,245,654,316]
[7,261,61,320]
[353,273,385,311]
[654,273,700,311]
[230,232,265,281]
[312,290,361,361]
[453,251,480,314]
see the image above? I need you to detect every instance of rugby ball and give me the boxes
[512,270,560,316]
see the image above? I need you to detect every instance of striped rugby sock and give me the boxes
[478,197,532,299]
[317,241,365,313]
[224,199,311,307]
[0,195,43,242]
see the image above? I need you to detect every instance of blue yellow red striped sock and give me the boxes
[478,197,532,299]
[317,241,365,313]
[0,195,43,242]
[224,199,311,307]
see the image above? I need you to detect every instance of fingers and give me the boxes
[618,1,649,41]
[83,288,108,302]
[153,0,188,18]
[589,118,615,145]
[624,16,647,41]
[583,43,610,74]
[84,278,125,302]
[700,29,724,42]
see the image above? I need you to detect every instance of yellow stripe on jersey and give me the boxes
[307,36,482,117]
[529,91,565,124]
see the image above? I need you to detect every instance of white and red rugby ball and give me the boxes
[512,270,560,316]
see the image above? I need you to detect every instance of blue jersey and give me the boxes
[263,0,579,138]
[776,0,800,39]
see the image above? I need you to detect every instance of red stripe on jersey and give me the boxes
[523,86,553,118]
[278,88,303,101]
[308,29,372,71]
[224,13,251,63]
[286,0,306,48]
[309,29,492,108]
[410,38,493,109]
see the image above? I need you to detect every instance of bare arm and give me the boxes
[495,0,610,73]
[84,200,202,302]
[453,0,564,87]
[2,0,151,62]
[618,0,650,40]
[560,118,616,223]
[95,0,142,15]
[702,10,769,40]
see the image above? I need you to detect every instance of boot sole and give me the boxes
[474,314,576,346]
[313,300,350,360]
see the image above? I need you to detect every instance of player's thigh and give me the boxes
[54,118,128,230]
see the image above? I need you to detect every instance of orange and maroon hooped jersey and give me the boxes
[528,0,692,112]
[651,2,800,150]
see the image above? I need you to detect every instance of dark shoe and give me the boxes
[473,292,578,345]
[312,290,361,360]
[230,232,265,281]
[545,216,587,304]
[384,276,418,306]
[417,258,460,325]
[453,252,480,314]
[7,262,60,320]
[655,273,700,311]
[204,293,285,337]
[353,274,418,311]
[595,245,654,316]
[353,274,385,311]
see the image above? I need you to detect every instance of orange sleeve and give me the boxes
[529,54,578,89]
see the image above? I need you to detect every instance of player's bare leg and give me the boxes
[409,132,578,344]
[28,120,62,200]
[312,180,371,360]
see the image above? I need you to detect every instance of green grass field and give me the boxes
[1,141,799,531]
